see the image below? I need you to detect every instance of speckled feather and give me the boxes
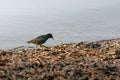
[27,33,53,45]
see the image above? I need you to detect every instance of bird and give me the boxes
[27,33,54,46]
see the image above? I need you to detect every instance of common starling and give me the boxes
[27,33,54,45]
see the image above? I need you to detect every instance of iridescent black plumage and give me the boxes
[27,33,54,45]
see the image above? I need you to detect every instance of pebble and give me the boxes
[0,38,120,79]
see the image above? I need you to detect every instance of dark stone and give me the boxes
[115,49,120,59]
[85,42,101,48]
[115,49,120,55]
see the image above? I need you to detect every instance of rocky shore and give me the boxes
[0,38,120,80]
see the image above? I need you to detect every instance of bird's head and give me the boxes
[47,33,54,40]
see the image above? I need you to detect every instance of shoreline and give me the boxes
[1,37,120,50]
[0,38,120,79]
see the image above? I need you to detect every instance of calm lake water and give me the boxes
[0,0,120,49]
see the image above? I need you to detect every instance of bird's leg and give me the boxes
[35,45,41,53]
[35,45,40,49]
[36,45,37,48]
[41,45,48,48]
[36,45,44,49]
[39,45,42,48]
[37,45,43,49]
[41,45,44,47]
[35,42,38,49]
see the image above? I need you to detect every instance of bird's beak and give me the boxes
[52,37,54,40]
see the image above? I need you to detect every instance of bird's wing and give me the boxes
[28,37,45,43]
[27,38,38,43]
[27,35,47,44]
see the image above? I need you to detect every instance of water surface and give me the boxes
[0,0,120,49]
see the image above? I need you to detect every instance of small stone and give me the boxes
[28,78,35,80]
[85,42,101,48]
[115,49,120,55]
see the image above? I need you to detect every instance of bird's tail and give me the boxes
[27,40,32,44]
